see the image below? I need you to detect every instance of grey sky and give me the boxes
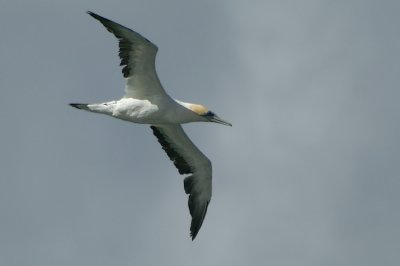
[1,0,399,265]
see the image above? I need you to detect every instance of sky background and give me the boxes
[1,0,399,265]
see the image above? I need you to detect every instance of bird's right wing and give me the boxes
[150,125,212,240]
[87,11,167,100]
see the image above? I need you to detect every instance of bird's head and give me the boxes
[189,104,232,126]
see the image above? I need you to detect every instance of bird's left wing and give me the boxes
[87,11,167,100]
[150,125,212,240]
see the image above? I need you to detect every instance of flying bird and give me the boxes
[70,11,232,240]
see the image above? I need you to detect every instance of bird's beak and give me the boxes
[209,115,232,127]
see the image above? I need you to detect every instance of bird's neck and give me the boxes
[172,100,208,123]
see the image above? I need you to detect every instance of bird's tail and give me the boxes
[69,102,116,116]
[69,103,90,111]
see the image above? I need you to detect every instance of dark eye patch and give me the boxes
[205,111,215,117]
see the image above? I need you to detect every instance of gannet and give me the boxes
[70,11,232,240]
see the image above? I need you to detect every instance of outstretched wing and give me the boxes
[151,125,212,240]
[87,11,167,99]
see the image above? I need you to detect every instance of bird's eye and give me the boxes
[206,111,215,117]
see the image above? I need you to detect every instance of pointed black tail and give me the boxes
[69,103,89,110]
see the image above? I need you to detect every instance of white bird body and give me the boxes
[70,11,231,240]
[81,98,208,125]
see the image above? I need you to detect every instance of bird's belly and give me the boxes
[112,98,160,124]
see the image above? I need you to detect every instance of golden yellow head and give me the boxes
[188,104,209,116]
[187,103,232,126]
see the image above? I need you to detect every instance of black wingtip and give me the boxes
[189,222,201,241]
[86,11,109,23]
[190,231,198,241]
[87,11,101,20]
[188,200,210,241]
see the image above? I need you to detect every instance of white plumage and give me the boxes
[70,11,231,240]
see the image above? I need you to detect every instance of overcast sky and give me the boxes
[1,0,399,265]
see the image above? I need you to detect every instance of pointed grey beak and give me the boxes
[209,115,232,127]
